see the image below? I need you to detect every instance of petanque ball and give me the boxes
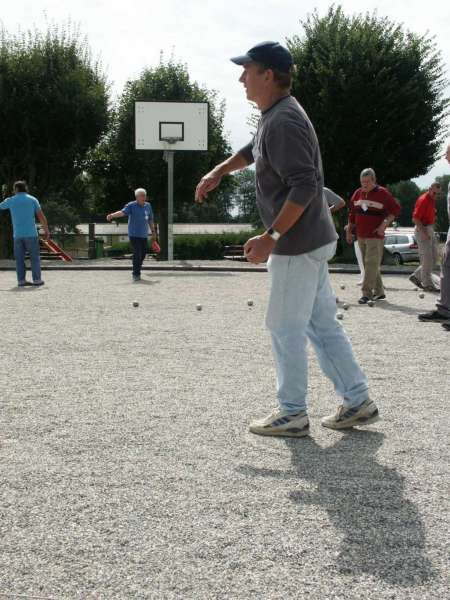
[133,301,139,307]
[419,293,425,299]
[247,299,254,307]
[343,303,349,310]
[340,284,346,290]
[196,304,202,311]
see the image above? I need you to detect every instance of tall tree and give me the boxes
[86,57,233,258]
[288,6,449,201]
[387,180,421,226]
[0,23,109,254]
[232,169,261,227]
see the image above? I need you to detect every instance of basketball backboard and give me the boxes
[135,101,209,151]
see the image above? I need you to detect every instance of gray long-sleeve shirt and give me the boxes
[239,95,337,255]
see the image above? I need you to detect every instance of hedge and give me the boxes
[104,232,259,260]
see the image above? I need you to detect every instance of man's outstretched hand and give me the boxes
[195,170,222,203]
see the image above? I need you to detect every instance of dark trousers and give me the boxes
[129,236,147,276]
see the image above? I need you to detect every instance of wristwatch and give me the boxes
[267,227,281,241]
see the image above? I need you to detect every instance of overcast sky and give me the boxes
[2,0,449,188]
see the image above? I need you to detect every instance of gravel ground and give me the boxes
[0,270,449,600]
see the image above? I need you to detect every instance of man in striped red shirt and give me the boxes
[410,183,441,291]
[347,168,400,303]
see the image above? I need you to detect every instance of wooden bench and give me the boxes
[223,245,246,261]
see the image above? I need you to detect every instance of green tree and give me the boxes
[0,23,109,255]
[232,169,261,227]
[288,6,449,201]
[387,180,421,226]
[86,57,233,258]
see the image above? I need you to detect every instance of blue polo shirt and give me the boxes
[0,193,41,238]
[122,201,153,238]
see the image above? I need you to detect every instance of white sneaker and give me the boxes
[249,409,309,437]
[321,399,380,430]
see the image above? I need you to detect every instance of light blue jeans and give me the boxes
[266,242,369,414]
[14,236,42,284]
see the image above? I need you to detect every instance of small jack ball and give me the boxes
[337,312,344,320]
[340,284,346,290]
[247,299,254,307]
[368,300,375,307]
[419,293,425,299]
[133,301,139,307]
[196,304,202,311]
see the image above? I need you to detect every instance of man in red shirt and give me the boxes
[347,168,401,303]
[410,183,441,291]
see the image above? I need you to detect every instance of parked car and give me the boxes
[383,232,419,265]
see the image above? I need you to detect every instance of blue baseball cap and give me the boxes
[231,41,293,73]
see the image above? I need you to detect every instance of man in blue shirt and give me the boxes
[107,187,157,281]
[0,181,50,287]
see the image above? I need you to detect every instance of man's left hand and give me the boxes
[244,234,276,264]
[374,223,387,237]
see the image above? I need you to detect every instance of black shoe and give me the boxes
[373,294,386,301]
[358,296,370,304]
[32,280,45,286]
[418,310,449,322]
[442,321,450,331]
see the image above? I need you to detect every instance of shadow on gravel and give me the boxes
[149,272,235,278]
[239,430,434,586]
[5,286,44,292]
[374,301,423,316]
[135,279,161,285]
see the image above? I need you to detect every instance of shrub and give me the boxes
[105,241,131,256]
[174,232,257,260]
[104,232,259,260]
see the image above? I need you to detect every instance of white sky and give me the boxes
[2,0,449,187]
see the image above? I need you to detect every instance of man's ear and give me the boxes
[265,69,275,84]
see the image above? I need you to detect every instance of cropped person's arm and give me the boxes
[330,198,346,213]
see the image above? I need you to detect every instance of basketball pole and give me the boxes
[163,149,174,261]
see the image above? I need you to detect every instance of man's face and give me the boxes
[360,176,376,193]
[429,184,441,199]
[136,192,146,205]
[239,62,270,102]
[445,145,450,165]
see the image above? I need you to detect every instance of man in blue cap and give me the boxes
[195,41,378,437]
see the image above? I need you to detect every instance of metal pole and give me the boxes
[166,150,174,261]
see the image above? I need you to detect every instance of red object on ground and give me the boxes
[40,238,73,262]
[151,240,161,253]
